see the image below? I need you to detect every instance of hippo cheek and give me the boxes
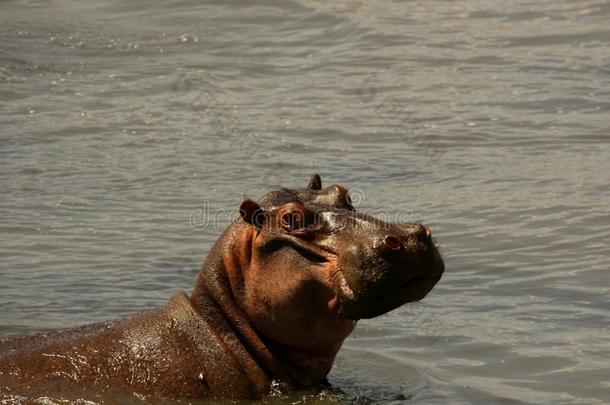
[243,269,354,351]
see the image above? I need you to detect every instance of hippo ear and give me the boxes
[307,173,322,190]
[239,199,266,228]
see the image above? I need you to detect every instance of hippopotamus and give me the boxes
[0,174,444,402]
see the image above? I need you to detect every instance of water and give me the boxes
[1,0,609,403]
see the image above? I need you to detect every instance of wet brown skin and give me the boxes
[0,174,444,401]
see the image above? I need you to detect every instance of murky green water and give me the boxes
[1,0,609,403]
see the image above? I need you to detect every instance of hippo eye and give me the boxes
[281,211,305,231]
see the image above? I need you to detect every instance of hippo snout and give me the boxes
[375,224,433,257]
[334,221,444,320]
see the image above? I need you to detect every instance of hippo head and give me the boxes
[233,174,444,355]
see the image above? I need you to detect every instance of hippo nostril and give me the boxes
[383,235,402,250]
[423,226,432,241]
[411,224,432,243]
[396,224,433,244]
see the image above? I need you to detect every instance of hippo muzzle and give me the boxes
[326,213,445,319]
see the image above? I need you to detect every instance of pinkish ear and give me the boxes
[239,199,266,228]
[307,173,322,190]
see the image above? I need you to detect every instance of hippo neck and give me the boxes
[190,222,336,391]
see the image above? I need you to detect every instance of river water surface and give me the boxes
[1,0,609,404]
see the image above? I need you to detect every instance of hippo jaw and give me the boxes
[330,255,444,319]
